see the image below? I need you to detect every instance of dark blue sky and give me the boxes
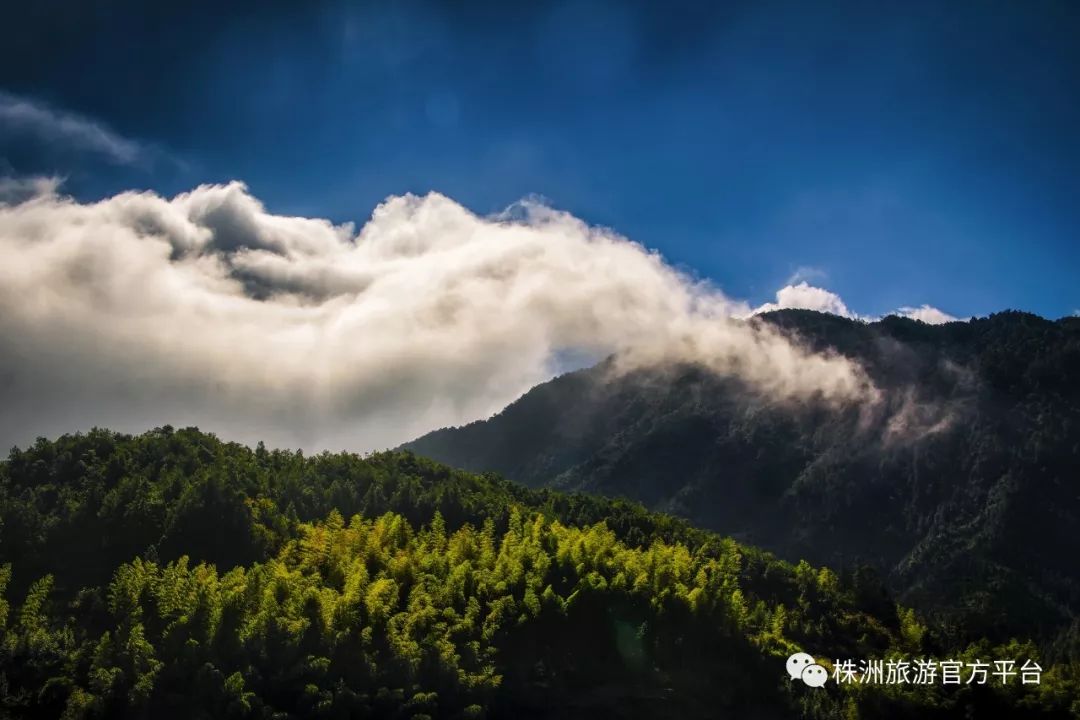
[2,0,1077,318]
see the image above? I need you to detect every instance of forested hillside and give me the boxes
[2,428,1078,718]
[406,310,1080,643]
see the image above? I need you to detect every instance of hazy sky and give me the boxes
[0,0,1077,450]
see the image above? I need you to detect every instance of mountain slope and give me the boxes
[405,310,1080,640]
[6,428,1077,718]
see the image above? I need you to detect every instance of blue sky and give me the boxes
[1,0,1078,319]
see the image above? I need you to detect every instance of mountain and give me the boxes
[2,427,1078,719]
[405,310,1080,642]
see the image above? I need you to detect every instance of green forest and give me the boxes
[1,427,1079,718]
[407,311,1080,642]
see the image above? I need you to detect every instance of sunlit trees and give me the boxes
[1,429,1077,718]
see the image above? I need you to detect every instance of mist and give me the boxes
[0,180,880,451]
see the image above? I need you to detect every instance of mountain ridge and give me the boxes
[404,309,1080,641]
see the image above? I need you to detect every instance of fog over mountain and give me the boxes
[407,309,1080,639]
[0,180,953,452]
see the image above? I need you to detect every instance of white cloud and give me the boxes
[0,91,143,165]
[751,281,858,318]
[0,180,880,452]
[751,283,956,325]
[894,304,957,325]
[0,175,62,204]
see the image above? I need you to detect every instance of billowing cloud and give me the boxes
[0,181,880,452]
[0,91,143,165]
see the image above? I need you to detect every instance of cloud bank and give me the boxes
[0,181,892,451]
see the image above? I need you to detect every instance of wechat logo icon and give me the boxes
[787,652,828,688]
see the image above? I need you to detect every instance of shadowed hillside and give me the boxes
[406,310,1080,642]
